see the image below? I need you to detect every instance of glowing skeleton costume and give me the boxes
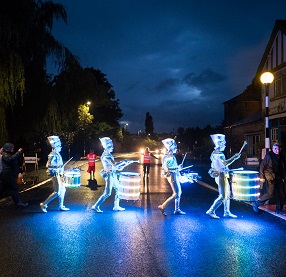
[206,134,240,219]
[158,138,186,216]
[91,137,125,213]
[40,136,69,212]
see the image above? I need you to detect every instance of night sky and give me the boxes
[50,0,286,133]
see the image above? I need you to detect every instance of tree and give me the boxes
[145,112,154,136]
[0,0,80,145]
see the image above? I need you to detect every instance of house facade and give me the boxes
[224,20,286,162]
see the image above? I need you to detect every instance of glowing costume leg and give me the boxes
[158,173,185,216]
[113,176,125,211]
[92,175,112,212]
[40,176,60,213]
[221,175,236,218]
[58,181,69,211]
[40,192,58,212]
[223,199,237,218]
[206,176,224,219]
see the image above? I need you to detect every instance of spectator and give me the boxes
[253,143,286,214]
[0,143,28,207]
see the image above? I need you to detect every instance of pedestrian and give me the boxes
[40,136,69,213]
[92,137,125,213]
[0,143,28,207]
[142,147,158,177]
[86,149,99,180]
[206,134,240,219]
[158,138,186,216]
[253,143,286,214]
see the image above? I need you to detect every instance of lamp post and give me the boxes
[260,72,274,153]
[83,101,91,157]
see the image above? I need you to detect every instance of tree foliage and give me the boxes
[0,1,123,158]
[145,112,154,136]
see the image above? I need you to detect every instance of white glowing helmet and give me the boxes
[47,136,61,148]
[210,134,226,149]
[162,138,177,152]
[99,137,113,149]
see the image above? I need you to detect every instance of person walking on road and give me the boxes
[206,134,240,219]
[40,136,69,213]
[158,138,186,216]
[142,147,158,177]
[253,143,286,214]
[0,143,28,207]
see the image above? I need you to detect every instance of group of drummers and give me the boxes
[3,134,286,219]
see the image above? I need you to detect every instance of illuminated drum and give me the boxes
[63,169,81,188]
[230,170,260,201]
[118,172,141,200]
[179,172,199,184]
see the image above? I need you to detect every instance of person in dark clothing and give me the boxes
[253,143,286,214]
[0,143,28,207]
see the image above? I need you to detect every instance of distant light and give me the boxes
[260,72,274,84]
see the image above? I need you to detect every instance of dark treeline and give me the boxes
[0,0,123,160]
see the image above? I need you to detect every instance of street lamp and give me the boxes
[83,101,91,157]
[260,72,274,153]
[125,123,128,131]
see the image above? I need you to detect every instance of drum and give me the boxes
[118,172,141,200]
[230,170,260,201]
[179,172,199,184]
[63,169,81,188]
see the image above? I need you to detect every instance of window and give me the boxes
[271,128,278,142]
[274,76,286,98]
[246,135,261,156]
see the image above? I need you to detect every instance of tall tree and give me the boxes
[0,0,80,144]
[145,112,154,136]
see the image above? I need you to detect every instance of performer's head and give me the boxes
[47,136,62,152]
[99,137,113,152]
[145,147,150,153]
[210,134,226,151]
[162,138,177,154]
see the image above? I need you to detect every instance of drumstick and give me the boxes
[63,157,73,169]
[179,165,193,171]
[181,153,187,166]
[238,141,247,155]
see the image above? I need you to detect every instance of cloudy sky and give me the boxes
[50,0,286,133]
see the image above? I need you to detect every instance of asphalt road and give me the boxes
[1,152,286,277]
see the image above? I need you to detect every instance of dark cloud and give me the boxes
[183,69,226,87]
[156,78,179,91]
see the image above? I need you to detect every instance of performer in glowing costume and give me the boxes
[206,134,240,219]
[92,137,125,213]
[40,136,69,212]
[158,138,186,216]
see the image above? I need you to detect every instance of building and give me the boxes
[224,20,286,163]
